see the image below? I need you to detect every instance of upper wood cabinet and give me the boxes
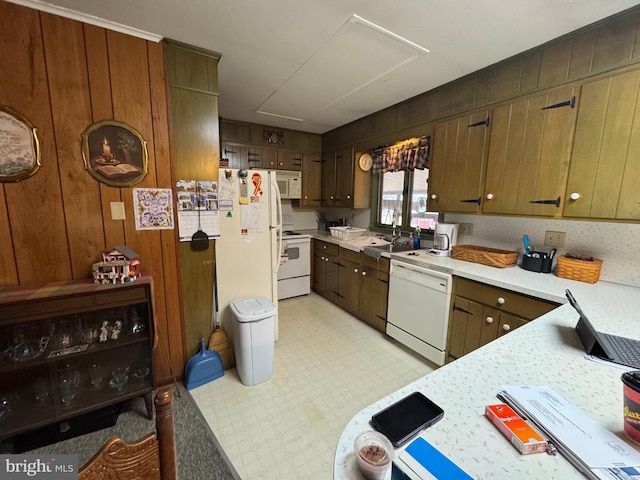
[300,153,322,207]
[564,70,640,220]
[322,147,355,208]
[221,142,248,169]
[276,150,302,171]
[483,86,579,216]
[428,110,491,213]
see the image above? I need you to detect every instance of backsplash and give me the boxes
[286,201,639,287]
[446,214,640,287]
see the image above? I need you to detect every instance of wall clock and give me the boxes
[358,153,372,172]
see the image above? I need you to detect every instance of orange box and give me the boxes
[485,404,547,455]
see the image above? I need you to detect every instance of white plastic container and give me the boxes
[230,296,276,386]
[329,226,366,240]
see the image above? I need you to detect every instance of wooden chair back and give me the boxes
[78,389,177,480]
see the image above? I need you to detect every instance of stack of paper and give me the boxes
[499,385,640,480]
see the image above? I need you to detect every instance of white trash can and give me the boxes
[230,296,276,386]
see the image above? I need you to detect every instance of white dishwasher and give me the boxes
[386,260,452,366]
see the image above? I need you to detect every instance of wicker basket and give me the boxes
[556,255,602,283]
[451,245,518,268]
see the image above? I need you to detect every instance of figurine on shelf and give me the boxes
[111,321,122,340]
[99,321,110,343]
[129,308,145,334]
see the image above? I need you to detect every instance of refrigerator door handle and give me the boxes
[270,173,283,274]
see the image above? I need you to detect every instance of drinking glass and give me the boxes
[88,363,104,390]
[33,378,49,403]
[109,366,130,392]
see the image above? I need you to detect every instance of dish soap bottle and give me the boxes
[413,227,421,249]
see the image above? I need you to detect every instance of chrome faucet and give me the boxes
[391,211,400,245]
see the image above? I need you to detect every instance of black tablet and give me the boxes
[371,392,444,448]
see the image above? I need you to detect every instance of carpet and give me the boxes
[23,384,239,480]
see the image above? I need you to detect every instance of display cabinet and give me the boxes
[0,277,155,443]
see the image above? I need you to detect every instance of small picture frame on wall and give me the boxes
[81,120,148,188]
[0,105,41,183]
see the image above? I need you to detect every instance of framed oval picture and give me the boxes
[0,105,41,183]
[81,120,148,188]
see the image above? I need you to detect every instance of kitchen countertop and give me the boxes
[325,237,640,479]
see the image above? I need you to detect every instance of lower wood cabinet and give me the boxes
[312,239,339,303]
[312,241,389,332]
[447,277,558,362]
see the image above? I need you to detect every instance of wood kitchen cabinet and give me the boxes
[428,110,491,213]
[247,146,276,170]
[321,147,370,209]
[483,86,578,216]
[221,142,248,169]
[312,242,389,332]
[0,277,155,446]
[447,277,558,362]
[337,249,361,313]
[312,240,339,303]
[564,70,640,220]
[322,147,354,207]
[277,150,303,171]
[361,255,389,332]
[300,153,322,207]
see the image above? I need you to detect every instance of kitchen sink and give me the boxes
[363,243,413,257]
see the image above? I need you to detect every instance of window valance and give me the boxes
[371,136,430,174]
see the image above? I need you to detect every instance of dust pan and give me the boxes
[185,338,224,390]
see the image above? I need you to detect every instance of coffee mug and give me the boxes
[621,371,640,444]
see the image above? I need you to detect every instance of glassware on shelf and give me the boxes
[57,360,81,407]
[88,363,104,390]
[132,366,150,384]
[129,308,145,335]
[0,395,11,421]
[109,366,130,392]
[33,377,49,403]
[58,377,74,408]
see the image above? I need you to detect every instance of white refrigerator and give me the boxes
[215,168,282,338]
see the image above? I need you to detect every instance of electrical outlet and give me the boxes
[459,223,473,235]
[544,230,566,248]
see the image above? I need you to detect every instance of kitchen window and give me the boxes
[376,168,438,231]
[370,136,439,233]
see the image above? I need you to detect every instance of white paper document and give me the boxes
[499,385,640,480]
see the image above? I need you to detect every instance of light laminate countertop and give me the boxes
[330,243,640,479]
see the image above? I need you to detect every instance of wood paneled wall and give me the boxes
[0,1,184,385]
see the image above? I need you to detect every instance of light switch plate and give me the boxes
[110,202,126,220]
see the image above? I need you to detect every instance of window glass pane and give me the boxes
[379,171,405,226]
[409,169,438,230]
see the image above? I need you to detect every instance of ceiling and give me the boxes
[12,0,640,134]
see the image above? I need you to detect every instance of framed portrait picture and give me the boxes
[81,120,148,188]
[0,105,41,183]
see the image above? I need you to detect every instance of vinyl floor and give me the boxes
[189,292,434,479]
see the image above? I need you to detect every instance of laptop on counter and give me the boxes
[566,289,640,370]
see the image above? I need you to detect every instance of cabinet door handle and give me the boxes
[502,324,511,331]
[362,271,366,276]
[529,196,561,207]
[460,197,481,205]
[497,297,505,305]
[430,194,438,200]
[570,192,580,200]
[354,268,358,273]
[542,96,576,110]
[486,193,494,200]
[486,316,494,324]
[468,117,490,127]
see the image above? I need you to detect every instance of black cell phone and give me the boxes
[371,392,444,448]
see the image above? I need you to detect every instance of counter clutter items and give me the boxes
[334,250,640,479]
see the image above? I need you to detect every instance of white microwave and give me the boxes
[275,170,302,199]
